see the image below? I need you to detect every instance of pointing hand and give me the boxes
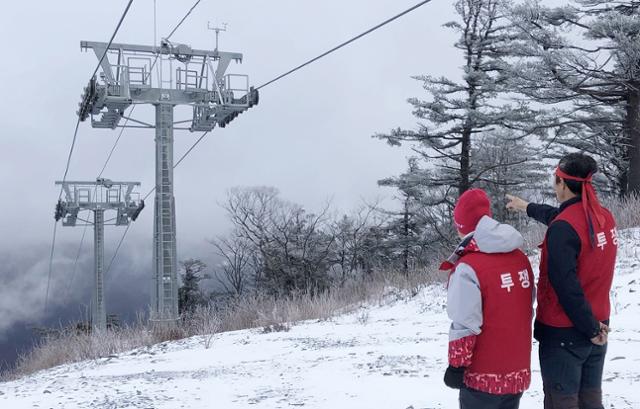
[506,194,529,213]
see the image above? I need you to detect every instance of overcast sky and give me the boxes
[0,0,462,354]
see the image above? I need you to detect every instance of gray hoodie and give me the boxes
[447,215,530,342]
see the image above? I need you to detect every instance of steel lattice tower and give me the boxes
[77,38,258,323]
[153,103,178,320]
[55,179,143,331]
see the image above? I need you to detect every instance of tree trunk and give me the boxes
[625,85,640,195]
[459,128,472,196]
[618,166,628,198]
[402,199,409,276]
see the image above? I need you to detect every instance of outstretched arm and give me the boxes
[506,194,559,226]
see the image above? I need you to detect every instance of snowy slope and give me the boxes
[2,229,639,409]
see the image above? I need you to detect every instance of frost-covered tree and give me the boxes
[178,259,209,315]
[223,187,335,296]
[329,206,383,283]
[210,234,253,297]
[472,130,548,221]
[542,103,628,196]
[378,159,437,273]
[375,0,542,203]
[508,0,640,195]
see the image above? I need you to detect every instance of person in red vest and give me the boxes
[442,188,535,409]
[506,153,617,409]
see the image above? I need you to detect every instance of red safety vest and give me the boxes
[537,202,617,328]
[458,250,534,394]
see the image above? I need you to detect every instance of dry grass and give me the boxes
[4,195,636,382]
[6,322,155,381]
[2,265,440,382]
[603,194,640,230]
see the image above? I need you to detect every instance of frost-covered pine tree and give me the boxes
[375,0,543,204]
[377,159,434,273]
[375,0,545,254]
[507,0,640,195]
[472,129,548,221]
[543,103,628,196]
[178,259,208,315]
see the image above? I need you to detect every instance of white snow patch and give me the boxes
[2,230,639,408]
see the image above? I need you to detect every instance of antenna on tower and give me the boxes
[207,22,227,52]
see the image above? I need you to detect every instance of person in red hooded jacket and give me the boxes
[442,188,535,409]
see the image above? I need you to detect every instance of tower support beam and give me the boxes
[152,103,178,322]
[93,209,106,331]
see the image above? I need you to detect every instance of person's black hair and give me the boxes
[555,153,599,195]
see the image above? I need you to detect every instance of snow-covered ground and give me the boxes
[2,229,639,409]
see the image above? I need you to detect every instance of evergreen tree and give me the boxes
[472,130,548,221]
[508,0,640,195]
[541,103,627,196]
[178,259,208,315]
[378,159,434,273]
[375,0,542,205]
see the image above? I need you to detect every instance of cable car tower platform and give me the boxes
[55,179,143,331]
[77,38,259,324]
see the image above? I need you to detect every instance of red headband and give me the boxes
[555,167,606,247]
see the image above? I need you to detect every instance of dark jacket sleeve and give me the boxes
[527,203,560,226]
[546,221,601,339]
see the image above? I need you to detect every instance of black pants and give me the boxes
[459,386,523,409]
[539,340,607,409]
